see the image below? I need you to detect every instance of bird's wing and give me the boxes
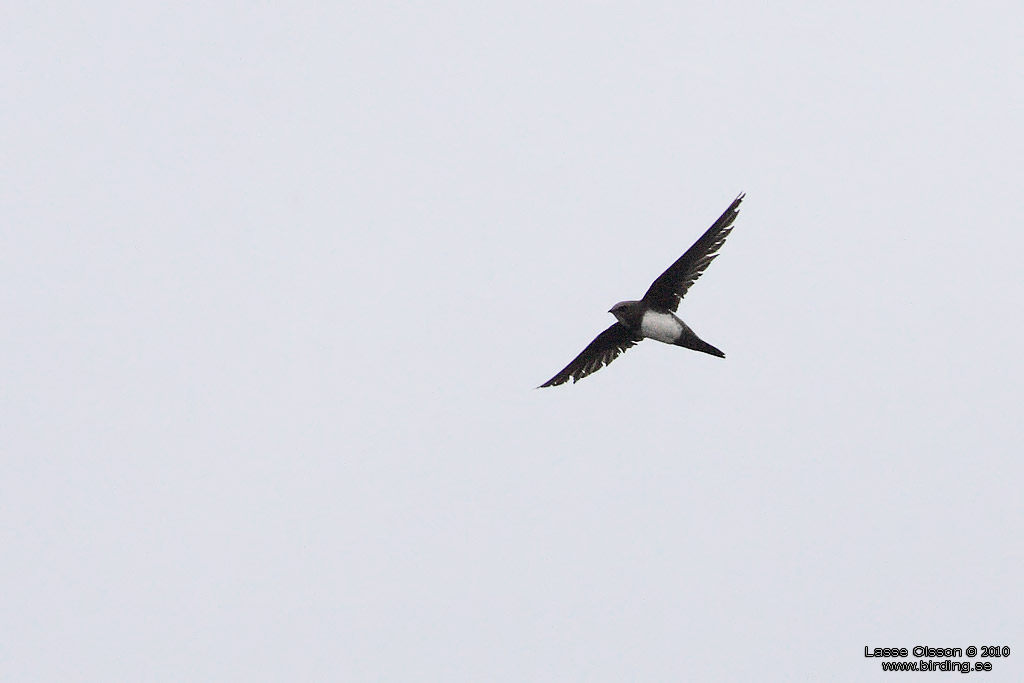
[539,323,641,388]
[641,193,744,312]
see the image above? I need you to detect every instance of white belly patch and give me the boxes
[640,311,683,344]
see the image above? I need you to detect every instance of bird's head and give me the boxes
[608,300,639,326]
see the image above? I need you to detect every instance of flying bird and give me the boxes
[539,194,744,388]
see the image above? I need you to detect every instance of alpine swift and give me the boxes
[539,193,744,388]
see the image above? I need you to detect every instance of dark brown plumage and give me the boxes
[539,194,743,388]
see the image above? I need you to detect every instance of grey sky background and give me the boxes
[3,2,1022,681]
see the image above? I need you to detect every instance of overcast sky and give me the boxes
[3,2,1023,681]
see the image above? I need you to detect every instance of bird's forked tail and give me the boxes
[676,331,725,358]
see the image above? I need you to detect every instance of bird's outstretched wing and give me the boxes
[539,323,641,387]
[642,193,744,312]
